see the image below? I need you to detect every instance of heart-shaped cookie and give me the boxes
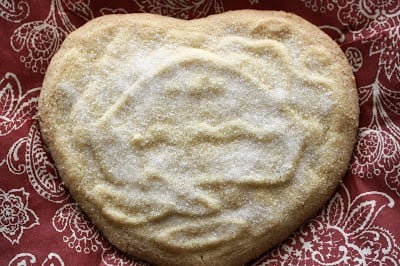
[39,10,359,266]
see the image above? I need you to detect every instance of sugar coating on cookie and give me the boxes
[39,10,359,266]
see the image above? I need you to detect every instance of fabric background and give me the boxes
[0,0,399,265]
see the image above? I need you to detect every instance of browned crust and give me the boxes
[39,10,359,266]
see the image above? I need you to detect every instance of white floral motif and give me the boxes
[351,128,400,197]
[336,1,400,81]
[10,20,67,74]
[52,203,102,254]
[359,74,400,139]
[0,0,29,22]
[336,0,399,34]
[1,119,69,203]
[0,188,39,244]
[8,252,65,266]
[365,16,400,80]
[134,0,224,19]
[256,184,399,265]
[25,120,69,203]
[345,46,363,72]
[0,72,40,136]
[52,203,147,265]
[10,0,92,74]
[0,73,68,201]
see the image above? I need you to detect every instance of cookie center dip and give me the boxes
[39,10,358,266]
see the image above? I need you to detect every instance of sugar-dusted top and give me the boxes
[39,10,359,266]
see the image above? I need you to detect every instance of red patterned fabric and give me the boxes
[1,1,399,265]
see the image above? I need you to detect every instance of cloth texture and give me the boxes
[0,1,399,265]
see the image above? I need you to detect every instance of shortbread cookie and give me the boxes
[39,10,359,266]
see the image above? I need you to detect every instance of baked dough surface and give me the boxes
[39,10,359,266]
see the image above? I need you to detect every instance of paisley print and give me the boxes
[0,0,29,23]
[0,188,39,244]
[0,72,39,136]
[256,184,399,265]
[25,120,69,203]
[1,0,399,265]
